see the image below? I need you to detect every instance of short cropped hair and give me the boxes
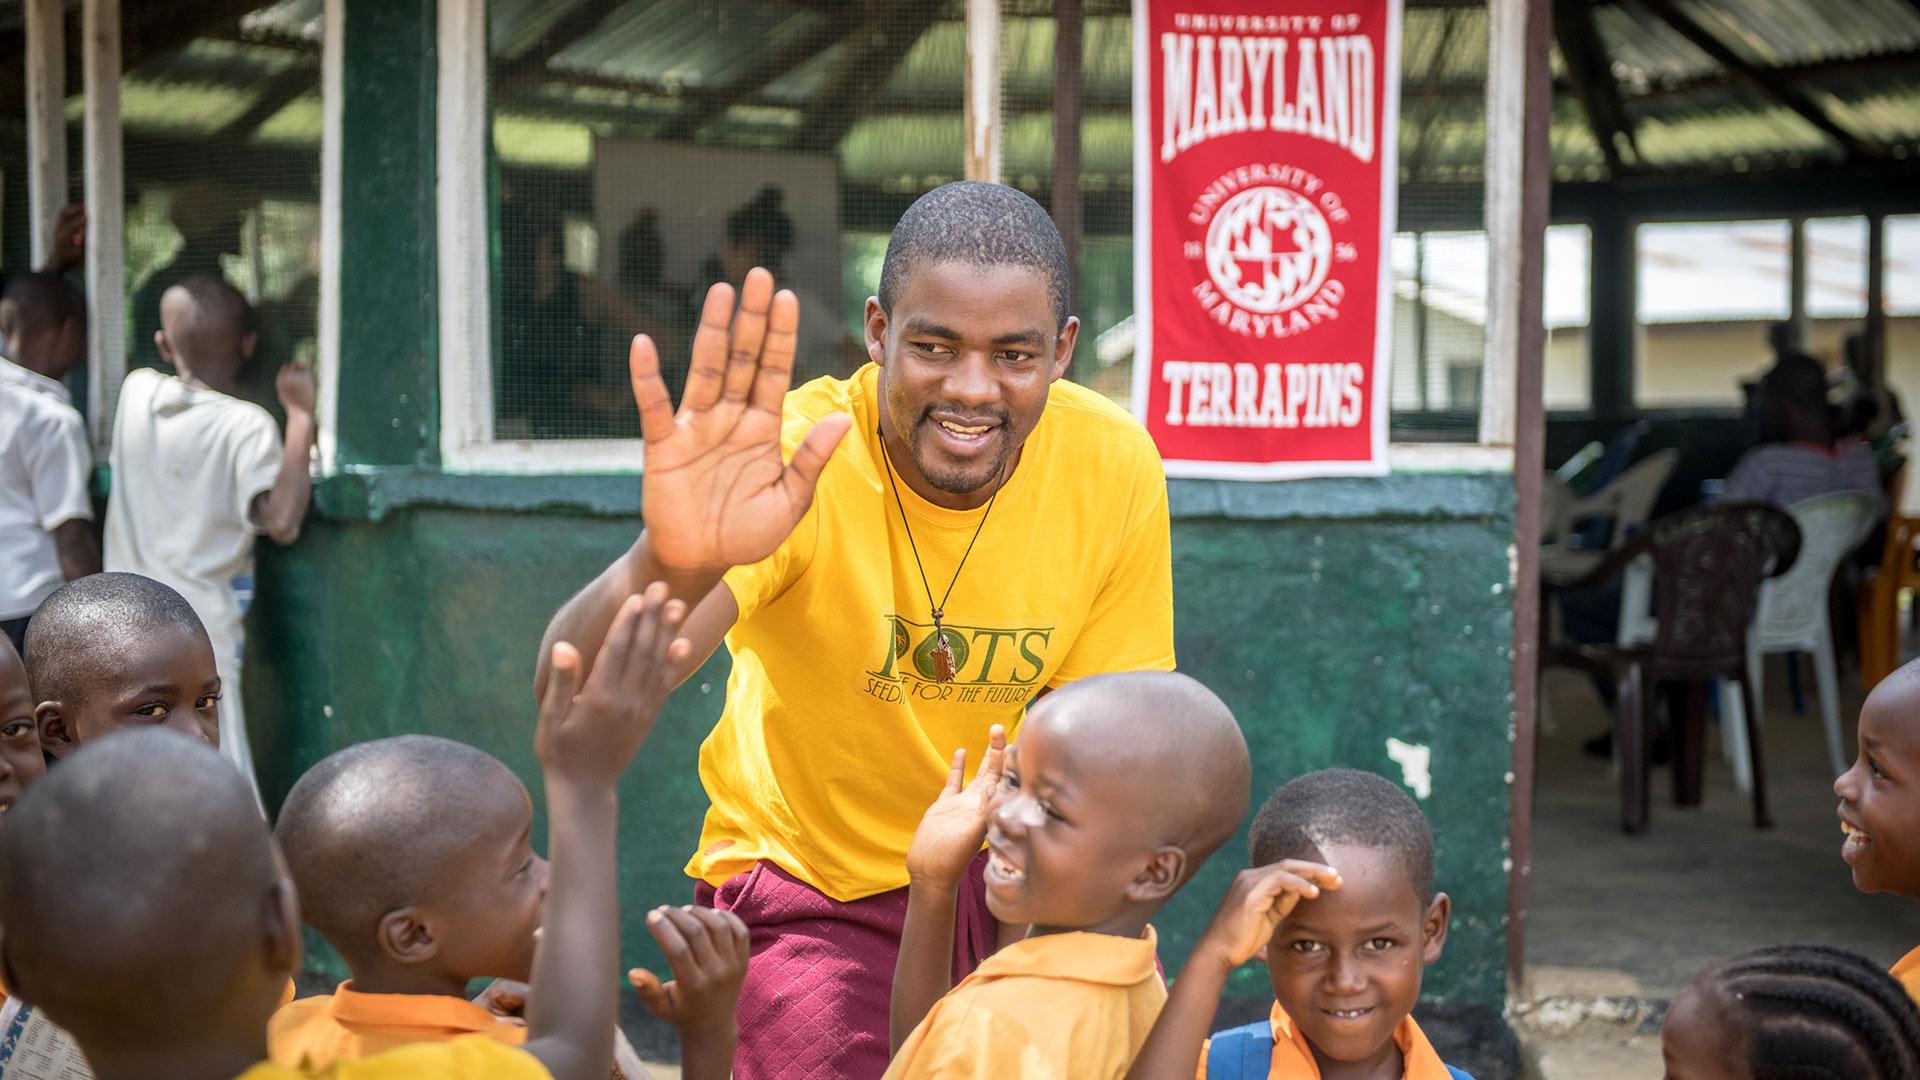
[1249,768,1435,900]
[877,181,1072,330]
[0,272,84,334]
[275,735,518,967]
[23,573,207,708]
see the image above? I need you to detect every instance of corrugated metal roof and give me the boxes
[24,0,1918,187]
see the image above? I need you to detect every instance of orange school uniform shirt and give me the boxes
[1195,1003,1459,1079]
[1893,945,1920,1003]
[237,1032,548,1079]
[695,364,1175,901]
[883,926,1167,1079]
[267,982,525,1071]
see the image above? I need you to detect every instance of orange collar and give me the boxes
[1894,946,1920,979]
[1270,1002,1455,1080]
[328,980,505,1037]
[965,926,1160,988]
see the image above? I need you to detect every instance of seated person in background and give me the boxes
[106,274,317,807]
[1126,768,1471,1080]
[24,571,221,757]
[1662,944,1920,1079]
[271,734,748,1079]
[1720,353,1884,517]
[0,585,694,1080]
[884,671,1252,1079]
[1836,657,1920,1002]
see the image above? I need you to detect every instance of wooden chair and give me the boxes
[1860,515,1920,693]
[1552,503,1801,833]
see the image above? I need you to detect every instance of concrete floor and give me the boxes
[1516,660,1920,1077]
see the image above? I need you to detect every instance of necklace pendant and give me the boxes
[930,636,956,683]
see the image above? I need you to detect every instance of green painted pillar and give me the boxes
[336,0,439,466]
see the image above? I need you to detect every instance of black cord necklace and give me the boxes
[879,424,1001,683]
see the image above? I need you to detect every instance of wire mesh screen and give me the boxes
[481,0,1496,443]
[486,0,959,441]
[118,0,324,424]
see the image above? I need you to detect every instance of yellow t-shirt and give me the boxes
[884,927,1167,1078]
[692,364,1175,900]
[1893,945,1920,1004]
[235,1032,548,1079]
[267,982,526,1070]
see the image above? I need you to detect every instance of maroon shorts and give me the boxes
[694,853,997,1080]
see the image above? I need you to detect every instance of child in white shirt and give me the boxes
[104,275,315,803]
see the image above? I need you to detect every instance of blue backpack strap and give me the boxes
[1446,1067,1477,1080]
[1204,1020,1275,1080]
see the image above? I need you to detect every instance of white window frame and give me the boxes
[434,0,1520,475]
[437,0,649,473]
[70,0,341,469]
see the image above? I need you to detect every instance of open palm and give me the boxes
[630,267,852,572]
[907,726,1008,888]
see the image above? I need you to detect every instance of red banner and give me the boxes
[1131,1,1401,478]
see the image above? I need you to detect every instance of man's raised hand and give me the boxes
[629,268,852,573]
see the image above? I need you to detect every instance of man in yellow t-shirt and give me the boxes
[541,181,1174,1079]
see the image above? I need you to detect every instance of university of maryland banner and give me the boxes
[1131,1,1402,478]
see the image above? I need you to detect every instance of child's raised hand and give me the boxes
[1195,861,1343,972]
[629,906,750,1046]
[905,725,1007,891]
[537,583,691,787]
[275,361,317,416]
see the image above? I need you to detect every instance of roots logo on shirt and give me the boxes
[863,615,1055,705]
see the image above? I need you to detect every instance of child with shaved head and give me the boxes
[0,634,46,1013]
[0,585,695,1080]
[271,734,747,1077]
[0,636,43,822]
[24,571,221,756]
[107,273,317,805]
[1126,768,1472,1080]
[1836,656,1920,1002]
[883,671,1252,1078]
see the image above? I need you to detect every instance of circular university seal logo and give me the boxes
[1203,185,1332,315]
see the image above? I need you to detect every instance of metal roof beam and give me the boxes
[791,1,944,155]
[1634,0,1887,161]
[1633,47,1920,103]
[657,6,856,141]
[1555,0,1639,175]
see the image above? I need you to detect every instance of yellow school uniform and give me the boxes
[1893,945,1920,1003]
[695,364,1175,901]
[267,981,525,1070]
[237,1033,547,1079]
[883,926,1167,1078]
[1195,1002,1459,1079]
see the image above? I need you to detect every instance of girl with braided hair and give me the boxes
[1663,944,1920,1079]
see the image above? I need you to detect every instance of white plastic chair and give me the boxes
[1719,491,1878,789]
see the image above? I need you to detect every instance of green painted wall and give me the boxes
[250,469,1514,1008]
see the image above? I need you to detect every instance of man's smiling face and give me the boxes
[868,260,1077,505]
